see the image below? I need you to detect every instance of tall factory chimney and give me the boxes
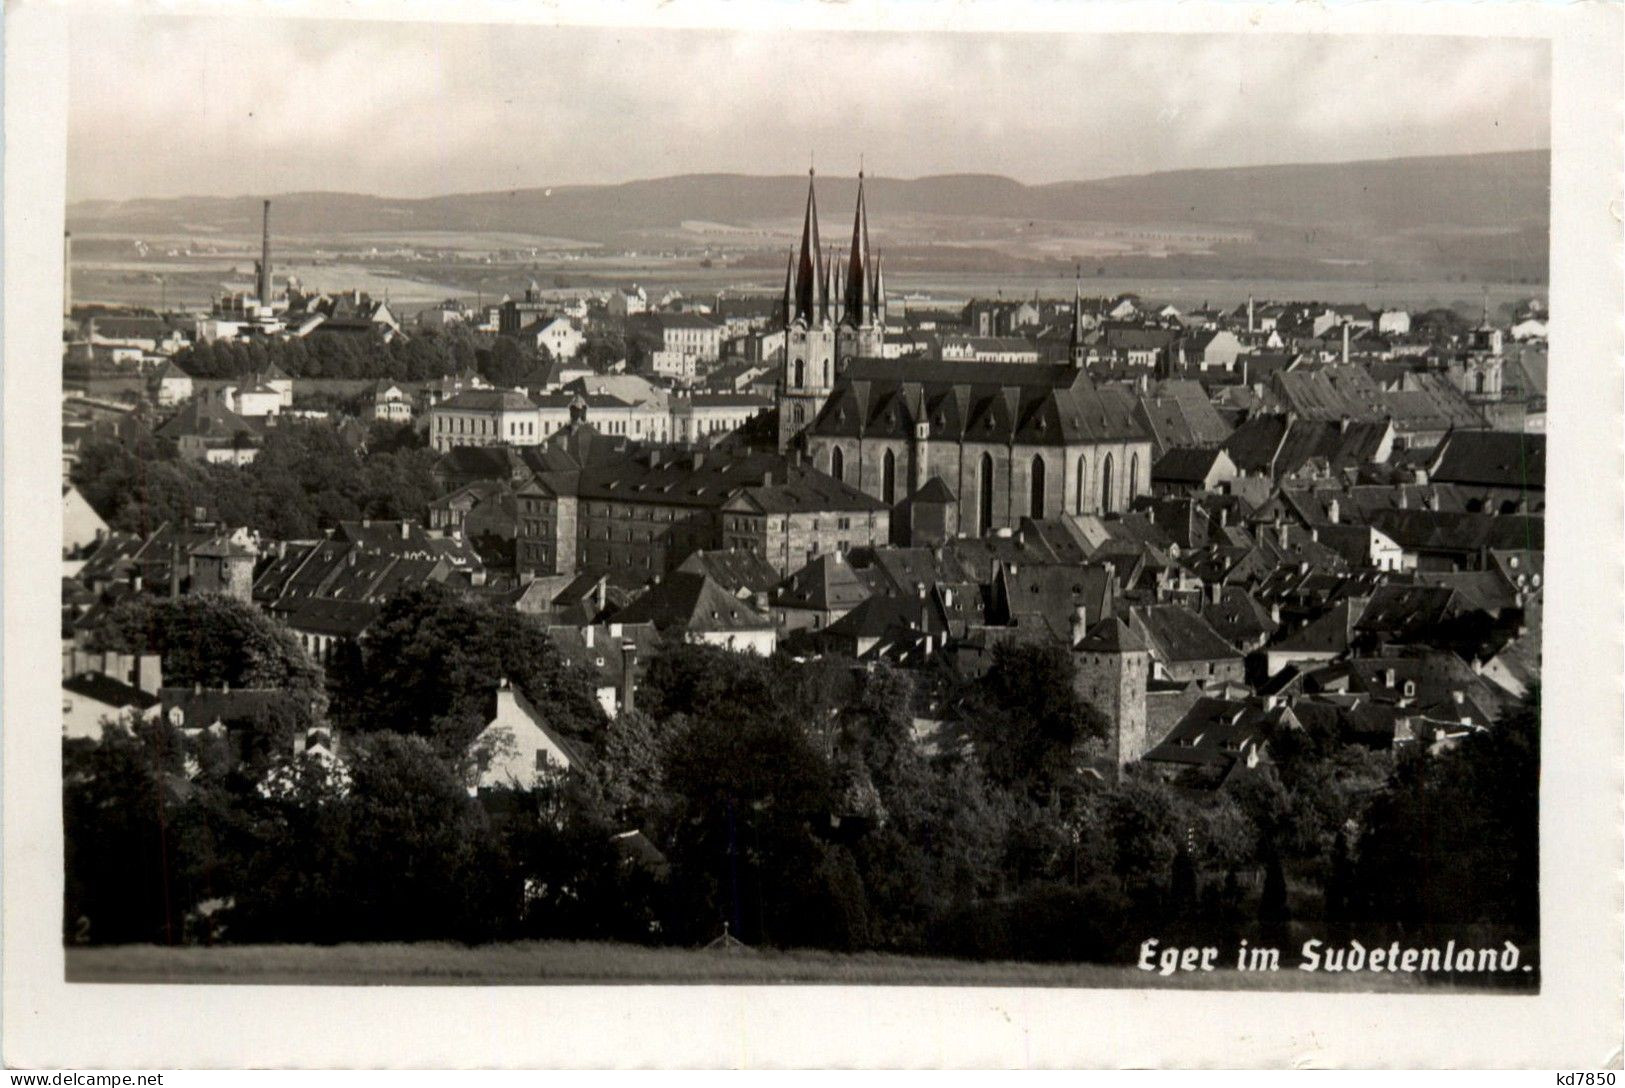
[257,199,272,304]
[63,230,73,318]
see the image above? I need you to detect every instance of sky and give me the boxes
[67,13,1551,202]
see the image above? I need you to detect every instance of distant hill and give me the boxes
[66,150,1548,283]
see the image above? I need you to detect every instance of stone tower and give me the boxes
[778,169,838,452]
[188,539,258,603]
[1072,614,1150,775]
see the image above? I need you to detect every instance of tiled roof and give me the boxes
[63,672,159,710]
[1429,430,1546,490]
[611,572,773,632]
[1131,604,1243,664]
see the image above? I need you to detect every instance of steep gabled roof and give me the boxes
[611,572,773,632]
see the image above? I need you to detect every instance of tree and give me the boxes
[660,705,836,947]
[592,708,667,828]
[84,593,327,744]
[958,640,1106,795]
[1353,688,1539,934]
[63,722,193,944]
[343,584,605,753]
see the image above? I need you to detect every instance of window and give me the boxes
[831,446,845,483]
[1128,452,1139,504]
[882,450,896,504]
[978,452,995,535]
[793,358,805,387]
[1077,455,1087,512]
[1101,453,1115,514]
[1030,455,1046,519]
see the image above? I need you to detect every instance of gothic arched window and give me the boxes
[831,446,845,483]
[978,452,995,535]
[1030,455,1046,519]
[882,449,897,504]
[1077,455,1088,512]
[1128,452,1139,503]
[1101,453,1115,514]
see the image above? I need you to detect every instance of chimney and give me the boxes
[1326,498,1340,524]
[1276,522,1289,549]
[1341,322,1350,365]
[584,625,595,649]
[1207,582,1222,606]
[1427,491,1441,513]
[619,639,638,715]
[1383,668,1396,690]
[258,199,272,304]
[1247,295,1255,334]
[1070,605,1088,646]
[400,521,410,539]
[137,654,163,696]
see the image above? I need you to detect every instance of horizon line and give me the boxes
[66,146,1552,208]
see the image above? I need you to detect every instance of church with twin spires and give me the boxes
[776,168,887,452]
[777,169,1153,540]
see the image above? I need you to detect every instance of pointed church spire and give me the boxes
[871,254,884,324]
[1070,265,1086,366]
[782,249,796,327]
[831,248,843,324]
[844,168,872,325]
[794,168,823,324]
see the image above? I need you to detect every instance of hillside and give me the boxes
[68,150,1547,239]
[65,150,1549,286]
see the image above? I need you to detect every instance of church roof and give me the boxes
[808,357,1148,446]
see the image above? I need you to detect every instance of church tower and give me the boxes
[778,169,839,452]
[1069,273,1088,368]
[837,170,886,365]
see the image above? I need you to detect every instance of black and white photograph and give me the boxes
[4,0,1621,1070]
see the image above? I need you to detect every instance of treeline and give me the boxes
[173,326,627,387]
[64,589,1541,963]
[71,421,439,540]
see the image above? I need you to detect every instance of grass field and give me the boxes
[64,940,1463,990]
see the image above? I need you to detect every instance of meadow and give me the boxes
[65,940,1458,990]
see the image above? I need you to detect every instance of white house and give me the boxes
[373,381,413,422]
[1510,317,1548,342]
[607,285,648,317]
[62,673,160,740]
[63,484,108,558]
[466,681,586,793]
[523,317,585,360]
[1377,310,1413,336]
[154,360,195,407]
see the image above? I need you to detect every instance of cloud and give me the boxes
[67,15,1550,200]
